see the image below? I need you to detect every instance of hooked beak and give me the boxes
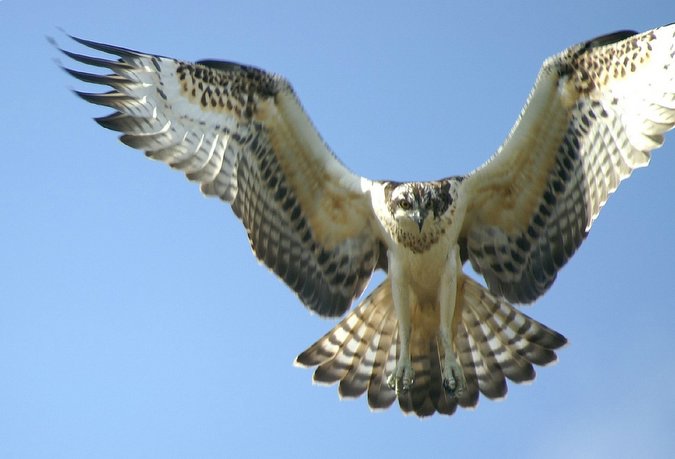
[412,211,425,232]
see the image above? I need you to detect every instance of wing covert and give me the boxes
[57,35,384,317]
[460,25,675,304]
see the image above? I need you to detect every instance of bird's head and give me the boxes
[389,183,435,233]
[382,179,462,253]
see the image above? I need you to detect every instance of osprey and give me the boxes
[56,24,675,417]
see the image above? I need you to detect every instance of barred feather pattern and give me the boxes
[463,24,675,305]
[295,275,566,417]
[54,35,383,317]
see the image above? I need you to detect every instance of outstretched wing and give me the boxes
[460,24,675,304]
[56,35,385,317]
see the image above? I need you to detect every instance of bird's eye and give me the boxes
[399,200,411,210]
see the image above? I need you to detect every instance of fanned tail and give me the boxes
[295,281,398,410]
[295,275,567,417]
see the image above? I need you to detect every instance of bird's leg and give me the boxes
[439,245,466,398]
[387,263,414,394]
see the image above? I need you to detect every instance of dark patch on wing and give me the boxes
[464,26,675,303]
[57,34,383,317]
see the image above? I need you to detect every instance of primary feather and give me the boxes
[57,23,675,417]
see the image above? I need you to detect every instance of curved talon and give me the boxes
[443,377,455,393]
[442,356,466,398]
[443,377,465,398]
[387,365,415,394]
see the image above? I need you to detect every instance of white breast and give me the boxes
[390,235,454,305]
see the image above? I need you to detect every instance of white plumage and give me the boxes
[56,23,675,416]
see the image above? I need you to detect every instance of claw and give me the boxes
[442,355,466,398]
[387,363,415,394]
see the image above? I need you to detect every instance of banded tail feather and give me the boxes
[56,25,675,419]
[295,275,567,417]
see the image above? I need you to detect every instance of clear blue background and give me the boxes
[1,1,674,458]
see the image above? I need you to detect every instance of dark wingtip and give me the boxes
[61,67,132,88]
[95,112,130,132]
[66,34,145,59]
[50,28,154,65]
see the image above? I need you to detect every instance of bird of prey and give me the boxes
[55,23,675,417]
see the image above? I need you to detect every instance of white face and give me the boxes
[381,179,459,253]
[390,185,433,233]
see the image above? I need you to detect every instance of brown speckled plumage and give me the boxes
[57,23,675,417]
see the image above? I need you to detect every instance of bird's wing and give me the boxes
[57,36,385,317]
[460,24,675,304]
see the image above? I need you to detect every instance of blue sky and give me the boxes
[1,1,674,458]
